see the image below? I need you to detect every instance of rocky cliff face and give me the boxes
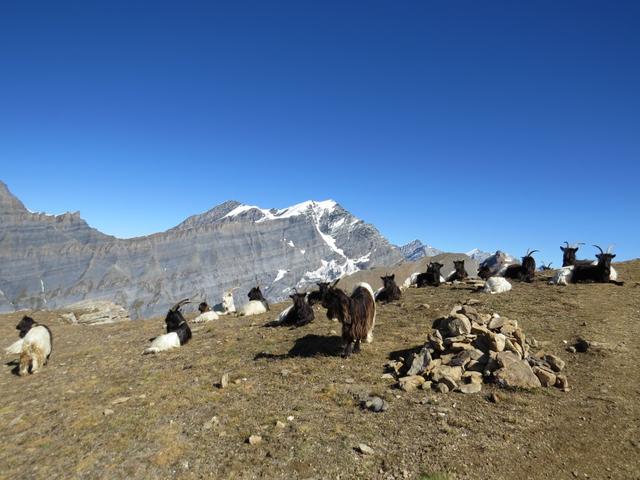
[0,182,402,318]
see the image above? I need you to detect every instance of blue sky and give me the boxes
[1,0,638,265]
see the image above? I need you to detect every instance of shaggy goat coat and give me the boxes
[375,275,402,303]
[483,277,513,294]
[19,325,53,375]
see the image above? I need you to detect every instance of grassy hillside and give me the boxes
[1,261,639,479]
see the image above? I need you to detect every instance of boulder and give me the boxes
[398,375,426,392]
[494,360,542,389]
[533,367,556,387]
[543,354,566,372]
[60,300,130,325]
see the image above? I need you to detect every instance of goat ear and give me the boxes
[560,246,565,252]
[390,274,395,280]
[611,254,616,258]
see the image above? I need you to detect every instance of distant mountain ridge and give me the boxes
[0,181,401,318]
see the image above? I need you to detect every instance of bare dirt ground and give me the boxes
[1,261,639,480]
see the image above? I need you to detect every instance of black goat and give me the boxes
[165,298,193,345]
[16,315,36,338]
[571,245,624,286]
[560,241,591,267]
[307,282,329,306]
[446,260,469,282]
[375,274,402,303]
[539,262,553,271]
[416,262,444,287]
[198,301,210,313]
[278,293,315,327]
[519,249,538,282]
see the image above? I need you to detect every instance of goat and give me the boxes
[539,262,553,271]
[213,288,237,315]
[551,245,623,286]
[401,272,420,290]
[274,292,315,327]
[416,262,445,287]
[15,316,53,375]
[144,299,192,354]
[192,301,220,323]
[480,249,538,282]
[446,260,469,282]
[478,251,516,279]
[483,277,513,294]
[5,315,37,355]
[238,286,270,316]
[307,282,329,306]
[571,245,623,285]
[560,241,592,267]
[321,281,376,357]
[375,274,402,303]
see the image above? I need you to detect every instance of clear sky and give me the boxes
[1,0,638,265]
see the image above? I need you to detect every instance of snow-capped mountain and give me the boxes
[398,240,443,261]
[0,182,401,317]
[465,248,494,264]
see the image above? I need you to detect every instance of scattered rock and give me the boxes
[439,376,458,391]
[248,435,262,446]
[357,443,375,455]
[488,392,501,403]
[533,367,557,387]
[543,354,566,372]
[362,396,388,413]
[381,373,395,380]
[434,383,450,394]
[567,346,577,353]
[405,346,432,376]
[556,374,570,391]
[220,373,229,389]
[203,416,220,430]
[275,420,286,429]
[103,409,114,416]
[111,397,130,405]
[398,375,425,392]
[457,382,482,394]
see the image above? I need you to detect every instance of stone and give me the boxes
[555,374,570,391]
[449,351,472,368]
[61,300,131,325]
[499,321,519,336]
[462,371,483,384]
[464,298,481,305]
[488,316,505,330]
[434,383,450,394]
[381,373,395,380]
[575,339,590,353]
[111,397,130,405]
[494,360,542,389]
[275,420,286,429]
[495,351,521,368]
[489,333,506,352]
[431,365,463,382]
[442,314,472,337]
[405,346,432,376]
[398,375,426,392]
[488,392,501,403]
[457,382,482,394]
[103,409,114,416]
[449,342,475,352]
[478,313,492,325]
[420,381,433,390]
[357,443,375,455]
[439,376,458,391]
[533,367,556,387]
[248,435,262,446]
[471,323,491,335]
[566,346,577,354]
[362,396,388,412]
[428,330,445,352]
[504,338,522,358]
[220,373,230,389]
[449,305,464,316]
[203,416,220,430]
[544,354,566,372]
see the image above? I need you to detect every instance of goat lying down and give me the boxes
[213,289,237,315]
[550,245,622,286]
[272,292,314,327]
[6,316,53,375]
[192,302,219,323]
[238,286,270,316]
[321,281,376,357]
[375,274,402,303]
[144,299,192,354]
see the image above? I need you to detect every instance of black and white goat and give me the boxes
[321,281,376,357]
[551,245,623,286]
[446,260,469,282]
[274,292,315,327]
[375,274,402,303]
[213,288,237,315]
[192,301,220,323]
[416,262,445,287]
[9,316,53,375]
[144,299,193,354]
[238,286,270,316]
[479,249,538,283]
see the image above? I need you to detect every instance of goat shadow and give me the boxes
[254,334,343,361]
[388,345,423,362]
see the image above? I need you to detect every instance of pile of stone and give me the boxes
[58,300,131,325]
[389,302,568,394]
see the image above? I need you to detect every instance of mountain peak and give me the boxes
[0,181,28,215]
[398,240,442,261]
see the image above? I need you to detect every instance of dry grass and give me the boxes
[1,261,640,479]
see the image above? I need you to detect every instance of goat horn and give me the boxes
[563,241,569,248]
[526,249,539,256]
[593,245,604,254]
[170,298,190,312]
[607,244,615,253]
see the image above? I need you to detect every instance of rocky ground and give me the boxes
[1,262,639,480]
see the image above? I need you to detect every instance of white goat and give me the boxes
[192,310,219,323]
[19,325,53,375]
[238,300,268,316]
[213,290,237,315]
[483,277,513,294]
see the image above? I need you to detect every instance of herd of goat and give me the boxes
[5,242,624,374]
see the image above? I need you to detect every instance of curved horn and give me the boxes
[593,245,604,254]
[563,241,569,248]
[170,298,190,312]
[526,249,539,257]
